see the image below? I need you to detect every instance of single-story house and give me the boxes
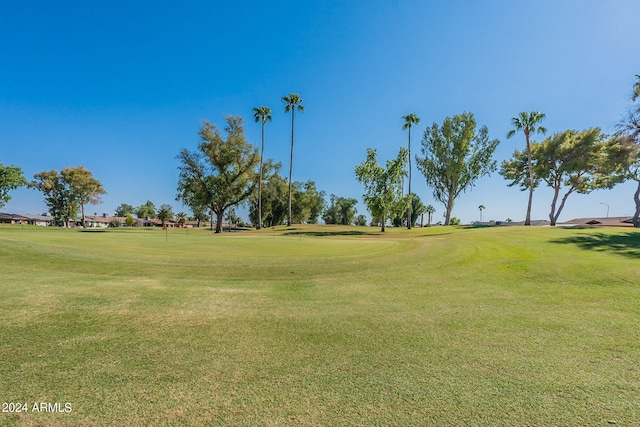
[0,212,55,226]
[561,217,634,227]
[0,212,28,224]
[83,214,128,228]
[23,214,57,226]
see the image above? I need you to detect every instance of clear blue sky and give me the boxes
[2,0,640,224]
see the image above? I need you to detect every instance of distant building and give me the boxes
[1,211,208,228]
[561,217,633,227]
[0,212,54,226]
[0,212,27,224]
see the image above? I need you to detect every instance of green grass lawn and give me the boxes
[0,224,639,426]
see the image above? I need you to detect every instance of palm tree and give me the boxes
[157,205,171,227]
[506,111,546,226]
[478,205,485,222]
[402,113,420,229]
[252,106,272,230]
[425,204,435,226]
[176,211,187,227]
[282,93,304,226]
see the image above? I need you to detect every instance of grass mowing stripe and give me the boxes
[0,224,638,425]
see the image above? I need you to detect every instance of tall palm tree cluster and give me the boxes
[252,93,304,230]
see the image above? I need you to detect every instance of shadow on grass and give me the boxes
[551,231,640,258]
[282,230,379,237]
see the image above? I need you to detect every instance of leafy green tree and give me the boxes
[616,75,640,227]
[425,204,435,226]
[115,203,134,217]
[59,166,106,228]
[449,217,461,226]
[502,128,630,226]
[176,212,187,227]
[125,212,136,227]
[393,194,426,227]
[0,162,27,209]
[416,112,500,225]
[29,170,78,227]
[291,180,325,224]
[282,93,304,226]
[305,182,326,224]
[176,116,259,233]
[253,106,272,229]
[402,113,420,229]
[323,194,358,225]
[135,201,156,219]
[157,204,173,226]
[355,214,367,226]
[29,167,104,227]
[406,194,426,227]
[506,111,547,225]
[355,147,409,232]
[322,194,339,224]
[248,159,288,227]
[189,204,209,228]
[177,189,206,227]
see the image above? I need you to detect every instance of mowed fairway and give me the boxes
[0,225,639,426]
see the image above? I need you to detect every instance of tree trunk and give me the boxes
[525,131,534,226]
[287,109,294,227]
[81,204,86,228]
[258,121,265,230]
[407,126,412,229]
[633,180,640,228]
[381,213,386,232]
[553,188,575,226]
[548,184,561,226]
[215,210,224,233]
[444,195,455,225]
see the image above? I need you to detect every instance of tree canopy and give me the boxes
[355,147,409,232]
[291,180,325,224]
[0,162,27,209]
[501,128,629,225]
[323,194,358,226]
[616,74,640,227]
[115,203,135,217]
[29,166,105,227]
[176,116,259,233]
[61,166,106,227]
[135,201,156,219]
[248,159,287,227]
[416,112,500,225]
